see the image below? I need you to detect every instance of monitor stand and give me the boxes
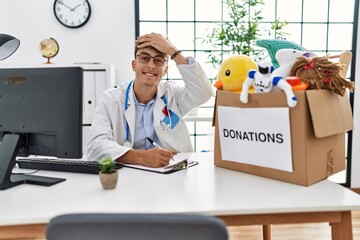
[0,134,66,190]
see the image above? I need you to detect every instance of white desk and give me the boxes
[1,152,360,240]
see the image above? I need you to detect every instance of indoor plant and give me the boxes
[98,156,118,190]
[204,0,288,78]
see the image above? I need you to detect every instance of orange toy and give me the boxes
[286,76,308,91]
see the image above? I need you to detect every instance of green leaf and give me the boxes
[204,0,288,74]
[98,156,115,174]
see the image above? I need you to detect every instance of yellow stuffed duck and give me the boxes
[213,55,257,92]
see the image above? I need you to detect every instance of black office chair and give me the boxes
[46,213,229,240]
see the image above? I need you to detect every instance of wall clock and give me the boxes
[53,0,91,28]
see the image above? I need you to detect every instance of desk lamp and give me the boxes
[0,33,20,190]
[0,33,20,60]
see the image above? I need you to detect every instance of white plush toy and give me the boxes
[240,49,311,108]
[272,49,312,79]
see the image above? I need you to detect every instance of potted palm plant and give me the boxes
[98,156,118,190]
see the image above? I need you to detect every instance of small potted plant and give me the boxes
[98,156,118,190]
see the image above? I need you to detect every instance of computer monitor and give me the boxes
[0,67,83,190]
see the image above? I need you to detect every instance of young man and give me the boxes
[87,33,212,168]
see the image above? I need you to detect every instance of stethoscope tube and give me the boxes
[124,80,133,144]
[123,81,170,146]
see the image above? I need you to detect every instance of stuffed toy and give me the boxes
[214,55,257,92]
[240,61,274,93]
[272,49,312,79]
[290,55,355,96]
[286,76,308,91]
[240,49,312,108]
[256,39,311,69]
[240,61,297,108]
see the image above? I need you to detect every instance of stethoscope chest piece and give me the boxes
[123,141,132,148]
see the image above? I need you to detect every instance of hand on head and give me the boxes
[135,33,177,57]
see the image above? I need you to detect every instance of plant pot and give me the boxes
[99,171,119,190]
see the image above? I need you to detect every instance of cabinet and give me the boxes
[78,64,116,154]
[79,64,116,124]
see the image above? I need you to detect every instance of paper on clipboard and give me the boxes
[123,153,198,174]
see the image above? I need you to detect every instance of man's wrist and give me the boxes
[170,50,182,60]
[118,149,142,165]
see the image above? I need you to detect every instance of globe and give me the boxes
[39,38,59,64]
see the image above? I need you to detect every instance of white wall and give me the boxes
[0,0,135,84]
[351,2,360,188]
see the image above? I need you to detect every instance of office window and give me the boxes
[135,0,358,160]
[136,0,356,79]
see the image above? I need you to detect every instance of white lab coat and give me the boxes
[86,59,213,162]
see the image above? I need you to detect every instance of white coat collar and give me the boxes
[122,80,168,146]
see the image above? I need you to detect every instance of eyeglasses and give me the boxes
[136,53,167,67]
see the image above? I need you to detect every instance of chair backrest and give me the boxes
[46,213,229,240]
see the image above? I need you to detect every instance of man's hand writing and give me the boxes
[117,148,177,168]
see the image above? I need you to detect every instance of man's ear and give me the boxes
[131,60,136,71]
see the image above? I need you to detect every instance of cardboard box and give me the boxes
[214,89,354,186]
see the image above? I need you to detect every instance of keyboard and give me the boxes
[16,158,123,174]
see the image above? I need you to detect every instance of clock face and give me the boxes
[53,0,91,28]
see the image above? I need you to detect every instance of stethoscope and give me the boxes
[123,80,171,148]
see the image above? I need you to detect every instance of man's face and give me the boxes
[132,47,168,88]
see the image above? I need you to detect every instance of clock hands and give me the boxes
[57,1,83,13]
[54,0,91,28]
[57,0,73,11]
[70,4,81,11]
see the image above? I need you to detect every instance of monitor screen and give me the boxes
[0,67,83,189]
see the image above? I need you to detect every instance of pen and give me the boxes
[146,137,161,149]
[146,137,174,161]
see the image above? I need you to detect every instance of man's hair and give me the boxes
[134,35,170,59]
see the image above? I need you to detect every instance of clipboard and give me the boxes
[123,153,198,174]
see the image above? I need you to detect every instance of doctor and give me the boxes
[87,33,213,168]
